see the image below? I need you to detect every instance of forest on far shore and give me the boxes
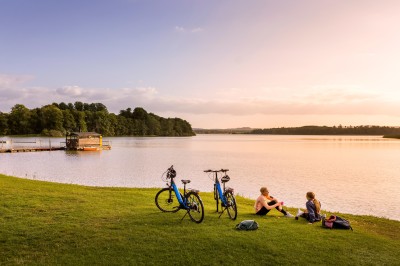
[193,125,400,136]
[250,125,400,136]
[0,102,195,137]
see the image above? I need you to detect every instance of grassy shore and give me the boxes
[1,174,399,265]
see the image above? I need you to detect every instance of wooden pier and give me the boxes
[0,147,65,153]
[0,139,66,153]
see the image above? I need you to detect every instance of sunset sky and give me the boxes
[1,0,400,128]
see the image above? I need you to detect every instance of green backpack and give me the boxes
[236,220,259,230]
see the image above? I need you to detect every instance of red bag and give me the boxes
[323,215,336,228]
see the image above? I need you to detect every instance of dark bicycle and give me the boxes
[204,169,237,220]
[155,165,204,223]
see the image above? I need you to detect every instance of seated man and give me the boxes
[254,187,293,217]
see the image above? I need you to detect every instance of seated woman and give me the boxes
[254,187,293,217]
[295,192,322,224]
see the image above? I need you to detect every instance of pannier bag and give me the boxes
[322,215,353,230]
[236,220,259,230]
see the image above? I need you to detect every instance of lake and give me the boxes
[1,134,399,220]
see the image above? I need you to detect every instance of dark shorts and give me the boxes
[256,200,278,215]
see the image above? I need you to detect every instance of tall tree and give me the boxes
[147,114,161,136]
[40,105,64,133]
[58,102,69,110]
[119,108,132,119]
[73,110,87,132]
[62,109,77,133]
[29,108,43,133]
[0,112,8,135]
[74,101,84,112]
[8,104,31,134]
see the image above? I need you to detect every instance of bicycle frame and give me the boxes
[170,178,186,208]
[205,169,232,212]
[214,177,227,206]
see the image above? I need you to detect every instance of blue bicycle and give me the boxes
[204,169,237,220]
[155,165,204,223]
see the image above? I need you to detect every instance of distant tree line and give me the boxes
[194,127,254,134]
[250,125,400,135]
[0,102,195,137]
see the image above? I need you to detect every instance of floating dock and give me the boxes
[0,147,65,153]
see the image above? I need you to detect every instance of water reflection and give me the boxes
[1,135,399,220]
[65,150,103,157]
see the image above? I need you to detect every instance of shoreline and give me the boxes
[1,173,398,222]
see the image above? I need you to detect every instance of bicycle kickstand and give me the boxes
[218,207,227,218]
[181,210,189,221]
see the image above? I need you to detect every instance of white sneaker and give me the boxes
[285,212,294,218]
[295,209,304,220]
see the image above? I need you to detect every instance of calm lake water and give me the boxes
[1,135,399,220]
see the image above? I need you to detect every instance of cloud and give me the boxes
[136,86,400,117]
[174,26,204,33]
[120,87,158,99]
[174,26,185,32]
[191,27,204,33]
[56,86,84,97]
[302,85,379,104]
[1,73,399,118]
[0,74,34,88]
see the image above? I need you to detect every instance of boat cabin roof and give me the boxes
[67,132,101,138]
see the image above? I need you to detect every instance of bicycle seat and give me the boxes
[221,175,230,183]
[225,187,234,193]
[181,179,191,184]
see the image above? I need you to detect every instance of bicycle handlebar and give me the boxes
[165,165,176,179]
[203,169,229,173]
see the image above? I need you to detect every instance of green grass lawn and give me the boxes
[1,174,399,265]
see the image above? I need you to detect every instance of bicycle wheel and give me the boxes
[225,191,237,220]
[155,188,180,212]
[185,192,204,223]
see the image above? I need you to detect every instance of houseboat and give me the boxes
[65,132,111,151]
